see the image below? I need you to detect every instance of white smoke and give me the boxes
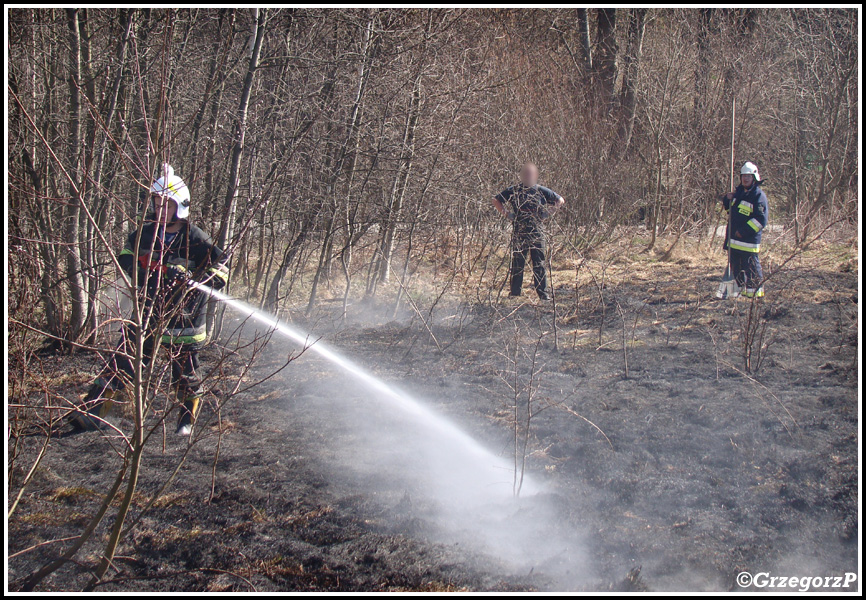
[202,283,590,588]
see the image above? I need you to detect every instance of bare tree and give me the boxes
[64,9,88,344]
[595,8,618,110]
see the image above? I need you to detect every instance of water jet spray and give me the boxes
[191,281,586,586]
[192,281,536,496]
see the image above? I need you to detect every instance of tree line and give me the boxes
[7,8,858,348]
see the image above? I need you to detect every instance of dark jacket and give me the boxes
[495,184,562,235]
[723,183,768,253]
[118,222,228,344]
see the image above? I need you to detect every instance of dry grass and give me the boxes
[46,486,98,503]
[390,581,472,592]
[153,525,220,545]
[18,511,90,527]
[280,505,335,527]
[149,491,196,509]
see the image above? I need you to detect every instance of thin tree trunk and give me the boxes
[265,216,313,313]
[217,7,266,252]
[251,193,269,297]
[84,9,134,344]
[596,8,618,109]
[802,51,856,240]
[10,50,63,342]
[378,73,422,284]
[693,9,713,134]
[209,8,266,340]
[64,8,87,346]
[308,11,376,311]
[647,142,663,252]
[616,8,646,155]
[23,146,62,341]
[577,8,592,70]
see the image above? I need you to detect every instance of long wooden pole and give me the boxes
[716,97,737,298]
[726,97,736,273]
[730,98,736,194]
[722,98,737,297]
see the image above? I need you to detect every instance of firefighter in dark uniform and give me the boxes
[492,163,565,300]
[720,161,769,298]
[72,164,229,436]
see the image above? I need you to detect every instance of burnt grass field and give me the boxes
[7,242,859,592]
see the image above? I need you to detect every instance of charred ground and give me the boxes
[7,243,859,592]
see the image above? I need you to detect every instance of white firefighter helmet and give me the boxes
[740,161,761,183]
[150,163,190,219]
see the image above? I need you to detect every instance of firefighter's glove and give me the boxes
[208,271,227,291]
[165,265,189,288]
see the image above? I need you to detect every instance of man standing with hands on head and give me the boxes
[492,163,565,300]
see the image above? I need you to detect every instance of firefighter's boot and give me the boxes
[70,381,119,431]
[176,395,201,436]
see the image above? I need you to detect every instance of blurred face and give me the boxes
[519,164,538,187]
[151,194,177,223]
[740,174,755,188]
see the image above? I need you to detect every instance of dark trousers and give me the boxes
[730,249,763,291]
[86,325,202,405]
[510,233,548,297]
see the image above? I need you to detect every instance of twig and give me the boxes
[7,431,52,518]
[8,536,82,560]
[558,403,614,449]
[90,566,258,591]
[720,357,801,439]
[616,299,629,379]
[386,260,442,352]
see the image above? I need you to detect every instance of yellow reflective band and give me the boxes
[730,240,760,253]
[161,332,207,344]
[747,218,762,232]
[208,266,229,281]
[119,248,134,257]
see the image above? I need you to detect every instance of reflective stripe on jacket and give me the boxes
[118,222,227,344]
[724,184,769,253]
